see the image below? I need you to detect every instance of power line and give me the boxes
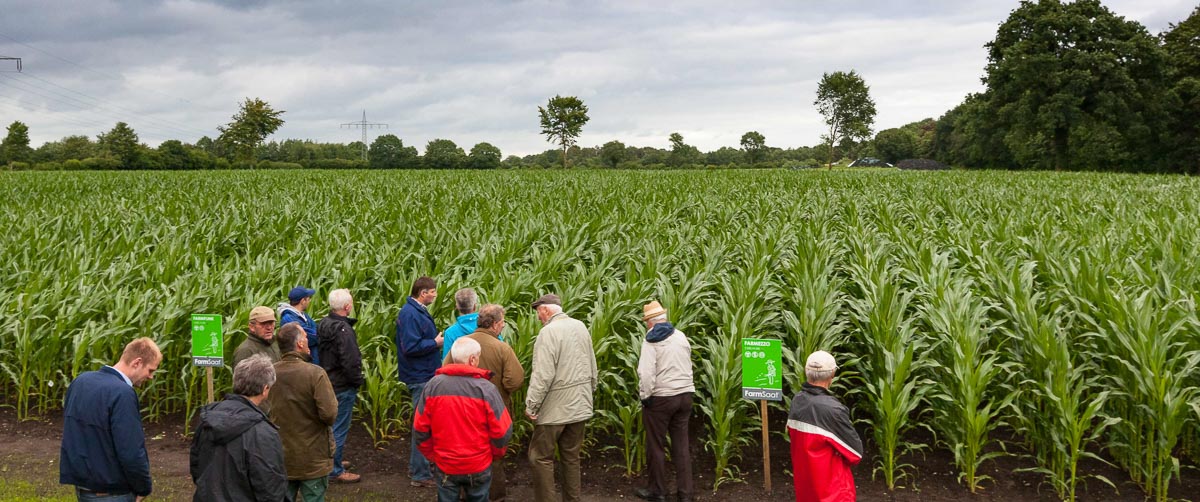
[0,31,194,105]
[15,71,212,137]
[340,110,388,160]
[0,73,210,140]
[0,76,186,141]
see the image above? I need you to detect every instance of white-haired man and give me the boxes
[441,287,479,360]
[634,301,695,502]
[525,294,597,502]
[317,288,363,483]
[414,337,513,502]
[787,350,862,502]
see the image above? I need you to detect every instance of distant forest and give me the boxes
[2,1,1197,174]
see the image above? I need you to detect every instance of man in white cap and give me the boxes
[786,350,862,502]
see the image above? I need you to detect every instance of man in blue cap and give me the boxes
[279,286,320,365]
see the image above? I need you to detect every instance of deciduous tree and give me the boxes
[98,122,140,169]
[600,140,626,168]
[423,139,465,169]
[538,95,589,168]
[739,131,766,164]
[815,70,876,168]
[1,121,32,164]
[218,97,285,163]
[468,142,502,169]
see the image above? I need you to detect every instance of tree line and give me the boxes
[2,1,1196,173]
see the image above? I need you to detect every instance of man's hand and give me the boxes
[435,331,445,347]
[525,409,538,422]
[136,497,146,502]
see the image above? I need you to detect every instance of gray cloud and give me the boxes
[0,0,1193,155]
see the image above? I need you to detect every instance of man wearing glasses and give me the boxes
[233,306,281,368]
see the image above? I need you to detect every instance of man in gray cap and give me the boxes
[786,350,862,502]
[525,294,597,502]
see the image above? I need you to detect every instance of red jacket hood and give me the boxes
[435,363,493,380]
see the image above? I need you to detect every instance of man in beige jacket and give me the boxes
[634,301,695,502]
[525,294,597,502]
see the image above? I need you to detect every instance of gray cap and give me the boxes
[531,294,561,309]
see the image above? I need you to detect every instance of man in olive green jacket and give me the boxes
[445,303,524,501]
[269,322,338,502]
[525,294,597,502]
[233,306,282,368]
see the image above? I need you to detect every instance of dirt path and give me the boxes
[2,408,1194,501]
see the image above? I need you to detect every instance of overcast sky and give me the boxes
[0,0,1194,156]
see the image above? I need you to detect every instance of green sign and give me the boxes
[191,314,223,367]
[742,338,783,401]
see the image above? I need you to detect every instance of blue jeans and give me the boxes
[75,488,135,502]
[332,388,357,476]
[408,381,431,481]
[433,466,491,502]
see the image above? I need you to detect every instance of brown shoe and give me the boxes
[409,479,436,488]
[330,472,361,484]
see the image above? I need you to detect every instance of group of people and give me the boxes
[57,277,865,502]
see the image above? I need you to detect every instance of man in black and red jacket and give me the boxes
[787,350,863,502]
[413,337,513,502]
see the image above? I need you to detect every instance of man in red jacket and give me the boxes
[787,350,863,502]
[413,337,513,502]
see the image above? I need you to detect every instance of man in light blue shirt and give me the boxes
[442,288,479,360]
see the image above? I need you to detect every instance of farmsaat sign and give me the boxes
[741,338,783,401]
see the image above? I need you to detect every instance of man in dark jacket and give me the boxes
[317,288,363,483]
[414,337,513,502]
[277,286,319,365]
[395,276,444,487]
[269,322,337,501]
[60,337,161,502]
[787,350,863,502]
[190,354,288,502]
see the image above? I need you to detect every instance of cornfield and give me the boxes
[1,169,1197,500]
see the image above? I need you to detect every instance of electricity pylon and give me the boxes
[341,110,387,161]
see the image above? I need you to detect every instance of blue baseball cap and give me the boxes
[288,286,316,303]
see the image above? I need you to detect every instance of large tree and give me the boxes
[739,131,767,164]
[423,139,466,169]
[368,134,418,169]
[218,97,285,163]
[1163,6,1200,174]
[97,122,140,169]
[874,128,917,164]
[538,95,589,168]
[599,140,626,168]
[814,70,876,168]
[667,132,702,167]
[468,142,502,170]
[2,121,32,164]
[984,0,1169,171]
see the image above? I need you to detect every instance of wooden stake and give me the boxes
[761,399,771,493]
[206,367,215,404]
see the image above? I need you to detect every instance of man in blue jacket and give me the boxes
[60,337,161,502]
[278,285,319,365]
[395,275,444,488]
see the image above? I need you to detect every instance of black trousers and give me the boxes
[643,392,694,497]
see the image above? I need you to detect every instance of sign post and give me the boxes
[191,314,223,404]
[742,338,784,493]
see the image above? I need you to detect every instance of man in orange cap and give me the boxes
[633,301,695,502]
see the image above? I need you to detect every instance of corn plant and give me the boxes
[844,235,931,490]
[921,274,1012,493]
